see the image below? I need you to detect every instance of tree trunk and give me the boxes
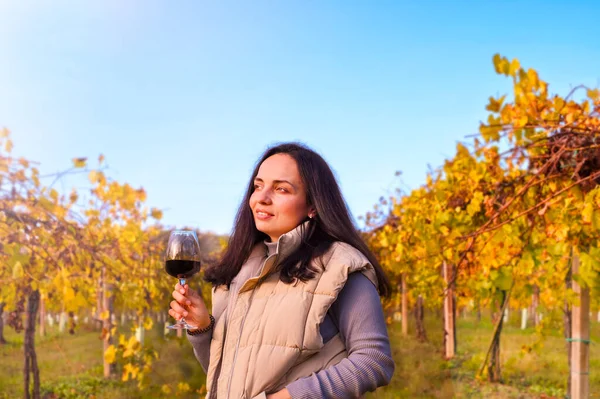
[102,267,116,378]
[570,253,590,399]
[476,298,481,323]
[443,262,456,359]
[68,311,76,335]
[0,302,6,344]
[24,290,41,399]
[521,308,528,330]
[479,289,510,383]
[135,315,145,344]
[488,291,508,382]
[58,309,67,334]
[96,276,103,330]
[530,285,540,327]
[488,324,503,381]
[401,273,408,336]
[38,295,45,337]
[565,264,572,396]
[414,295,427,343]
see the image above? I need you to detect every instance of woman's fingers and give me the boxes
[170,300,188,316]
[169,308,186,320]
[173,285,204,307]
[172,289,192,306]
[170,283,208,324]
[175,282,188,293]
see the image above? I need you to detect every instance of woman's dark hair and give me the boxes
[204,142,391,297]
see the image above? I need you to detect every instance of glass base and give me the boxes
[167,319,197,330]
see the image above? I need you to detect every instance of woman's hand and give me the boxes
[266,388,291,399]
[169,282,211,330]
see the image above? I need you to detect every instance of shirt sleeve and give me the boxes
[286,273,395,398]
[186,328,213,373]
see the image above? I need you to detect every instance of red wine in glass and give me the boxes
[165,230,201,330]
[165,260,201,279]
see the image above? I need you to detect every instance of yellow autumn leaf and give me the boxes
[379,235,389,248]
[5,139,13,152]
[12,261,24,279]
[177,382,191,393]
[31,169,40,187]
[509,58,520,76]
[492,53,502,73]
[98,154,105,164]
[582,202,594,224]
[150,208,163,220]
[123,336,141,358]
[100,310,110,320]
[554,96,565,110]
[527,68,538,85]
[104,345,117,364]
[69,190,78,204]
[122,363,139,381]
[143,317,153,330]
[161,385,172,394]
[89,170,98,183]
[72,157,87,168]
[62,286,76,307]
[516,114,528,128]
[123,229,137,244]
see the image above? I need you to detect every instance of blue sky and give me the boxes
[1,1,598,235]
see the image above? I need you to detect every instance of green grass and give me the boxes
[367,311,600,399]
[0,322,206,399]
[1,313,599,398]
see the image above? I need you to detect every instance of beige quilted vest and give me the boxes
[205,223,378,399]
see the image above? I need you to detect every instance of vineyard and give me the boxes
[1,55,599,398]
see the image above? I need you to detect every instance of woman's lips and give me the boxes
[255,210,274,220]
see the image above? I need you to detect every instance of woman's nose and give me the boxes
[256,188,272,204]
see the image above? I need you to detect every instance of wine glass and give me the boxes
[165,230,201,330]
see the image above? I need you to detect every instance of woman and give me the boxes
[169,143,395,399]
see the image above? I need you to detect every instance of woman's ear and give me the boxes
[308,207,317,219]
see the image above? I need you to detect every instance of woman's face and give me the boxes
[249,153,315,242]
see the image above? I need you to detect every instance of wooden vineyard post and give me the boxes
[38,293,45,337]
[401,273,408,336]
[443,262,456,359]
[570,253,590,399]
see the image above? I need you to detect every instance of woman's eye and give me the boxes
[277,187,288,193]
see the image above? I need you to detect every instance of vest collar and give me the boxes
[239,220,311,293]
[270,219,310,261]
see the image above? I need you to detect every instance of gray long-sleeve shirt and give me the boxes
[187,244,395,398]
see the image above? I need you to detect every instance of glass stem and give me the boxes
[179,277,187,324]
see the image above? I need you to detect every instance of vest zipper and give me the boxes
[226,254,275,399]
